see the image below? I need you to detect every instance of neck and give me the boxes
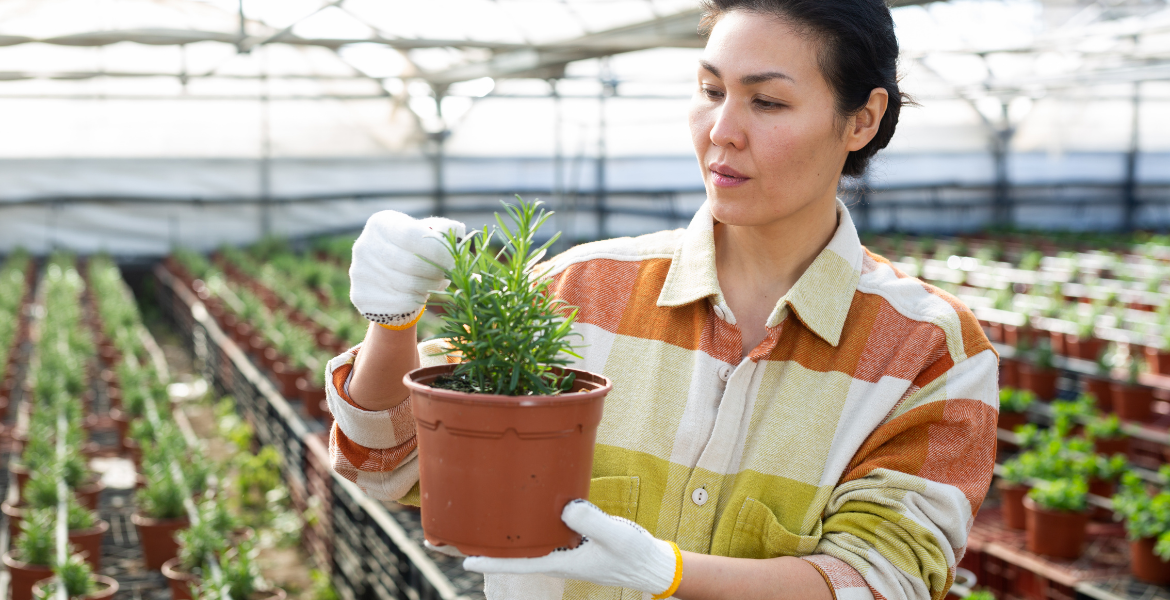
[714,195,840,305]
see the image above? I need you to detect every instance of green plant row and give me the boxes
[0,249,32,371]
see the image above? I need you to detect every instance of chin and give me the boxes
[707,187,790,228]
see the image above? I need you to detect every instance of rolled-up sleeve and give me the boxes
[326,338,456,503]
[801,347,999,600]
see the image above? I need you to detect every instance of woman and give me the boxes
[328,1,998,599]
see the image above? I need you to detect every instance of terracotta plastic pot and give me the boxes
[1003,324,1031,348]
[3,551,52,600]
[11,462,29,498]
[1049,330,1066,357]
[1094,436,1130,458]
[162,557,199,600]
[76,479,105,512]
[272,362,301,398]
[298,377,327,419]
[1132,537,1170,584]
[1112,382,1154,422]
[110,406,129,446]
[1065,335,1103,361]
[1023,497,1088,559]
[31,574,118,600]
[998,481,1029,530]
[1018,363,1059,401]
[1146,347,1170,377]
[69,520,110,570]
[1083,377,1113,413]
[999,358,1019,388]
[998,411,1028,434]
[4,501,24,539]
[132,512,190,570]
[1088,478,1115,521]
[403,364,611,558]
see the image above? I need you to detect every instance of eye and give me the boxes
[701,86,725,101]
[753,97,785,110]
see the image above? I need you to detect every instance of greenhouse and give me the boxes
[5,0,1170,599]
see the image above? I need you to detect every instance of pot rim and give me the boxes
[68,519,110,537]
[2,549,52,571]
[131,512,191,526]
[161,556,202,582]
[32,573,119,599]
[404,364,612,406]
[1022,496,1089,517]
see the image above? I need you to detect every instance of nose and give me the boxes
[709,100,747,150]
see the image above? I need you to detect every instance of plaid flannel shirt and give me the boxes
[326,199,999,600]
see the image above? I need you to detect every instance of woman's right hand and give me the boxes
[349,210,466,328]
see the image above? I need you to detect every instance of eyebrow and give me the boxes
[699,60,795,85]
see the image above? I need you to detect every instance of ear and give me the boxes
[845,88,889,152]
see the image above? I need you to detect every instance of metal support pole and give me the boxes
[992,101,1012,229]
[432,88,448,217]
[259,47,272,237]
[596,59,612,240]
[551,79,568,253]
[237,0,248,53]
[1124,81,1141,232]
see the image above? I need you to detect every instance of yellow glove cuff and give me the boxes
[377,308,425,331]
[651,542,683,600]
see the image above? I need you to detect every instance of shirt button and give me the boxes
[691,488,708,506]
[712,305,726,320]
[717,365,732,382]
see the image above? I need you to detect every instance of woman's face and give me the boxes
[689,11,854,228]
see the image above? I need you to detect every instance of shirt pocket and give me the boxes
[728,497,823,559]
[587,475,640,521]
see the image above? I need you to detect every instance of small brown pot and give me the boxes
[132,512,190,570]
[1023,497,1089,560]
[298,377,327,419]
[272,362,301,398]
[162,557,199,600]
[1094,436,1130,457]
[12,462,29,498]
[1088,478,1116,521]
[999,358,1019,388]
[31,574,118,600]
[998,481,1029,530]
[69,520,110,570]
[76,479,105,512]
[403,364,611,558]
[1112,382,1155,422]
[110,406,130,446]
[1004,324,1031,348]
[1146,346,1170,377]
[1066,335,1104,361]
[1132,537,1170,584]
[4,501,24,539]
[1018,363,1059,401]
[1083,376,1113,413]
[3,551,52,600]
[1049,330,1067,357]
[998,411,1028,434]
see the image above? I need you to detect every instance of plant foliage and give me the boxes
[427,197,581,396]
[1027,477,1088,513]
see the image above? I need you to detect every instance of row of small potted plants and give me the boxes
[4,253,117,600]
[0,250,34,422]
[87,255,290,600]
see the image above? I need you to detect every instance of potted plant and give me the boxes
[1086,414,1130,457]
[4,510,55,600]
[997,452,1041,530]
[163,504,230,600]
[1018,341,1059,401]
[401,198,612,558]
[1146,332,1170,376]
[1066,311,1104,360]
[1112,472,1170,584]
[30,554,118,600]
[1024,477,1090,560]
[1112,354,1155,422]
[998,387,1034,433]
[1083,347,1115,413]
[132,471,191,570]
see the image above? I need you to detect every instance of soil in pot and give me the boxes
[162,557,199,600]
[404,364,611,558]
[31,574,118,600]
[132,513,190,570]
[69,520,110,570]
[1132,537,1170,585]
[1023,497,1089,560]
[1112,382,1155,422]
[1018,363,1059,401]
[998,482,1029,530]
[3,550,52,600]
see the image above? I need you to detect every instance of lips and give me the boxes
[708,163,749,187]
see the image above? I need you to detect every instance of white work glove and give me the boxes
[349,211,465,329]
[464,500,683,598]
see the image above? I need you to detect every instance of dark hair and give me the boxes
[699,0,908,177]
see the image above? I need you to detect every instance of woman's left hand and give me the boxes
[463,499,683,599]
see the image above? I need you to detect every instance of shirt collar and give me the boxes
[656,198,863,347]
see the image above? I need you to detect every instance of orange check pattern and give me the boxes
[325,200,999,600]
